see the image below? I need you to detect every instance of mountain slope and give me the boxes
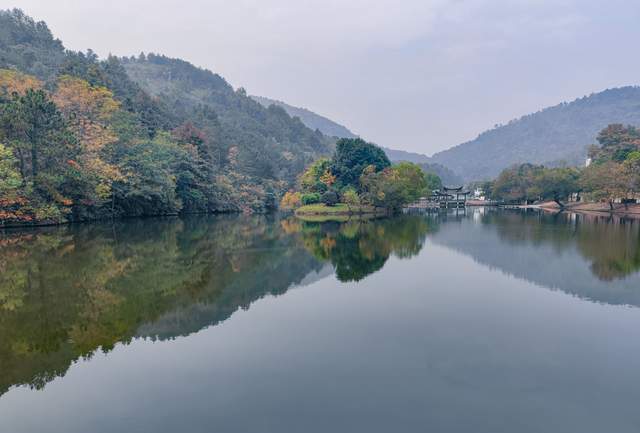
[432,87,640,181]
[417,162,463,186]
[252,95,357,139]
[123,55,333,185]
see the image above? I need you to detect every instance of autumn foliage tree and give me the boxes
[52,75,122,205]
[279,191,301,210]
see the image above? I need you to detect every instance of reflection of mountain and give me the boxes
[136,262,334,341]
[0,215,324,396]
[430,210,640,307]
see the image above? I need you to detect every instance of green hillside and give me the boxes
[121,54,333,186]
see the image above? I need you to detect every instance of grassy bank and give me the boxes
[294,203,389,221]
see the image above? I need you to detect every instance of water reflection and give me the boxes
[1,210,639,399]
[0,215,323,396]
[485,211,640,281]
[289,216,435,282]
[431,209,640,306]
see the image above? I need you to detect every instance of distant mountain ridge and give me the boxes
[251,95,463,185]
[431,86,640,181]
[252,95,358,139]
[379,147,430,164]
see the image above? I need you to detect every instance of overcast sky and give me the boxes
[4,0,640,154]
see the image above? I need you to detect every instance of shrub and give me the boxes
[301,193,321,205]
[321,190,339,206]
[342,188,360,208]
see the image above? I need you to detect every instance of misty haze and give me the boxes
[1,2,639,433]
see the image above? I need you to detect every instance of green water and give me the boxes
[1,209,639,432]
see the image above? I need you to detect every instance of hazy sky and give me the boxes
[4,0,640,154]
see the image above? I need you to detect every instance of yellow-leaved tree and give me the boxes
[53,76,123,202]
[0,69,42,95]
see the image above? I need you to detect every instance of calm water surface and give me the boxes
[1,209,640,433]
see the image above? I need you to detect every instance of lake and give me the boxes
[1,209,640,433]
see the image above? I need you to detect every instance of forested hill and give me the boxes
[0,9,333,225]
[252,95,358,139]
[431,87,640,181]
[120,54,333,184]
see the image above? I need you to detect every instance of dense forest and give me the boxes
[432,87,640,181]
[0,9,334,226]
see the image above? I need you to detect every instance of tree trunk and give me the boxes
[31,143,38,179]
[609,200,615,211]
[554,198,565,209]
[16,148,26,179]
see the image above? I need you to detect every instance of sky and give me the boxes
[4,0,640,155]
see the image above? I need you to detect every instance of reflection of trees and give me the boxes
[481,210,640,281]
[0,215,322,396]
[291,216,434,282]
[574,216,640,281]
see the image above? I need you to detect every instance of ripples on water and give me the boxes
[1,209,639,433]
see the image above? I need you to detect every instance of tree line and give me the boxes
[481,124,640,209]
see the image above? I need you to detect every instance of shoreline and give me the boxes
[520,201,640,217]
[540,201,640,214]
[0,209,244,231]
[467,200,640,216]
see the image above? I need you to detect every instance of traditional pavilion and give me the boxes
[430,186,470,208]
[406,186,471,210]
